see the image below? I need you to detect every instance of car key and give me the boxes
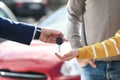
[56,37,63,53]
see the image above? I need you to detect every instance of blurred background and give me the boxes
[0,0,68,23]
[0,0,82,80]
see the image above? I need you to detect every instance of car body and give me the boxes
[0,0,13,8]
[0,1,17,21]
[0,0,48,20]
[0,1,17,42]
[0,6,81,80]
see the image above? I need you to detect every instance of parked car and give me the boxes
[0,6,81,80]
[0,1,17,42]
[0,0,13,8]
[0,1,17,21]
[0,0,48,20]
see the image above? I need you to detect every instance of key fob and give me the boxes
[56,37,63,45]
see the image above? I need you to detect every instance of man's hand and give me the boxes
[40,28,66,43]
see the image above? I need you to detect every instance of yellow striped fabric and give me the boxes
[77,29,120,59]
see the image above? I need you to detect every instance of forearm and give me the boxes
[67,17,82,48]
[67,0,85,49]
[77,30,120,59]
[0,17,35,45]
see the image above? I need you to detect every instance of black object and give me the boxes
[34,27,41,39]
[0,70,47,80]
[82,16,88,46]
[56,37,63,45]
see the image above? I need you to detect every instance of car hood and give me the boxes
[0,40,71,73]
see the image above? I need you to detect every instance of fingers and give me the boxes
[55,49,79,61]
[55,53,69,61]
[51,29,67,42]
[88,60,96,68]
[51,29,63,37]
[55,53,73,61]
[55,53,63,60]
[76,59,97,68]
[40,28,67,44]
[77,59,89,67]
[47,36,67,44]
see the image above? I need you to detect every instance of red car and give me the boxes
[0,40,80,80]
[0,7,81,80]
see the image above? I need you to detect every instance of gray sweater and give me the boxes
[67,0,120,61]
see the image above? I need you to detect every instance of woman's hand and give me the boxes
[55,49,79,61]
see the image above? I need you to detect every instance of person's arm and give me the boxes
[77,29,120,59]
[66,0,85,48]
[0,17,65,45]
[0,17,35,45]
[55,30,120,61]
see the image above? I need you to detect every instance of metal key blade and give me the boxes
[56,37,63,53]
[59,45,60,53]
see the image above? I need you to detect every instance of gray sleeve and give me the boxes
[67,0,85,21]
[66,0,85,48]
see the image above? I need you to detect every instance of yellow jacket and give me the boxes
[77,29,120,59]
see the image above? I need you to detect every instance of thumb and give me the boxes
[88,60,97,68]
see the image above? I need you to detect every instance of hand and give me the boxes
[55,49,97,68]
[55,49,79,61]
[77,59,97,68]
[40,28,66,43]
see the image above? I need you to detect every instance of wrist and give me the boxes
[34,27,42,39]
[75,49,79,56]
[72,49,79,57]
[75,49,79,58]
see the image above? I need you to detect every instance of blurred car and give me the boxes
[0,6,81,80]
[0,1,17,21]
[0,0,48,20]
[0,0,13,8]
[0,1,17,42]
[39,6,68,37]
